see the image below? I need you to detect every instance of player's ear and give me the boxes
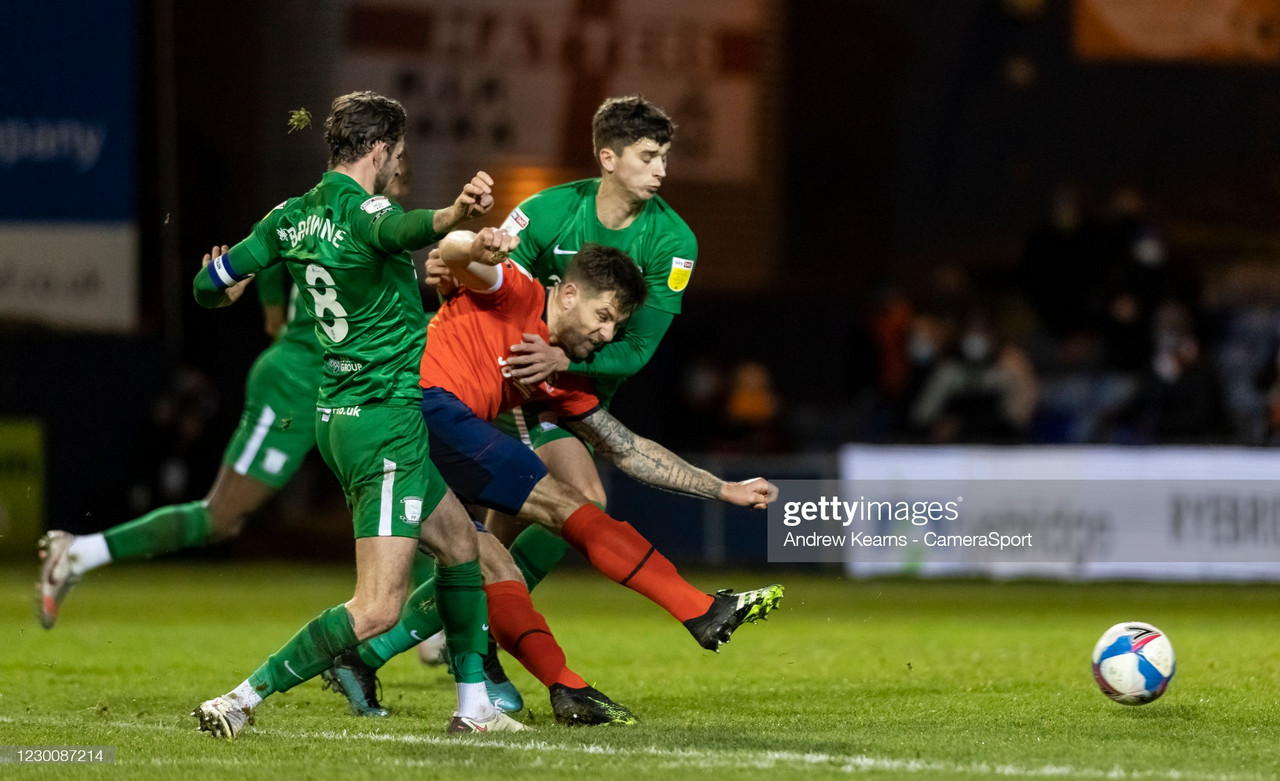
[598,147,616,173]
[559,281,579,310]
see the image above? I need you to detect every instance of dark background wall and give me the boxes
[5,0,1280,557]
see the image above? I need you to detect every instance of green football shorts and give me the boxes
[314,400,449,539]
[491,406,576,451]
[222,341,320,489]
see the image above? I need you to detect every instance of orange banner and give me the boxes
[1075,0,1280,63]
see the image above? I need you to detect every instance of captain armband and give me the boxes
[207,253,249,290]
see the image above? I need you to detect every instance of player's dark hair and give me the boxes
[591,95,675,156]
[564,244,647,317]
[324,91,407,168]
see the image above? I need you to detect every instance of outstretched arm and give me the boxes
[562,408,777,509]
[437,228,520,291]
[370,171,496,253]
[506,305,674,384]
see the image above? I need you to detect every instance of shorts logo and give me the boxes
[667,257,695,292]
[263,448,288,475]
[500,207,529,234]
[401,497,423,524]
[361,196,391,214]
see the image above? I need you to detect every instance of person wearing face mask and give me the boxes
[1105,300,1230,444]
[909,310,1038,444]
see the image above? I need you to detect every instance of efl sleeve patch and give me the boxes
[360,196,392,215]
[500,207,529,235]
[667,257,695,292]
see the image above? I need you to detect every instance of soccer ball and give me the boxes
[1091,621,1175,705]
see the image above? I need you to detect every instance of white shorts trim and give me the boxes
[233,405,276,475]
[379,458,396,536]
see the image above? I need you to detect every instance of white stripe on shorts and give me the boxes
[380,458,395,536]
[233,405,276,475]
[513,407,532,448]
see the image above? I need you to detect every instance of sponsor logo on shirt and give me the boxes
[552,245,577,255]
[500,207,529,234]
[667,257,695,292]
[326,358,365,374]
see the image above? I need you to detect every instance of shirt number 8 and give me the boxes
[305,264,350,342]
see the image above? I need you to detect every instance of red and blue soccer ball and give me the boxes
[1091,622,1176,705]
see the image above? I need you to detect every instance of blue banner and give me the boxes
[0,1,135,221]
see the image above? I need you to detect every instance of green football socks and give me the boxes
[507,523,572,590]
[434,560,487,684]
[247,605,358,698]
[102,500,213,560]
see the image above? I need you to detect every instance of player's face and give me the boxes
[610,138,670,202]
[557,288,625,359]
[373,138,405,194]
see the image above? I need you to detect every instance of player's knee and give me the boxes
[543,476,595,528]
[419,501,479,566]
[478,535,522,584]
[346,599,401,639]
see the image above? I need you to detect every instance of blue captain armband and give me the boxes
[208,253,249,289]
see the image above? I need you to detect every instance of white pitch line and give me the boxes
[0,715,1264,780]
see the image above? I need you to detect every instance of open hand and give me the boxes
[506,333,570,384]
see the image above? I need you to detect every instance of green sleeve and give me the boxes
[368,207,443,253]
[568,304,675,379]
[255,262,285,307]
[640,235,697,315]
[192,211,282,308]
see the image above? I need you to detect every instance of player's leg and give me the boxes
[194,403,522,737]
[522,478,784,651]
[497,426,606,589]
[333,520,634,725]
[38,347,315,629]
[422,388,781,653]
[193,535,409,739]
[477,531,635,725]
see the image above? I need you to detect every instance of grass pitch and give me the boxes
[3,562,1279,780]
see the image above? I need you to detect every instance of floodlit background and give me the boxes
[4,0,1280,576]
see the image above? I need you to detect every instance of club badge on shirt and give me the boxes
[667,257,695,292]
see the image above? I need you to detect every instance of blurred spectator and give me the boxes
[673,356,728,451]
[1253,339,1280,445]
[1091,185,1199,372]
[910,309,1038,443]
[711,361,790,454]
[1105,300,1230,444]
[1019,182,1104,341]
[869,286,915,402]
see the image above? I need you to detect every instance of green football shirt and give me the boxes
[195,170,444,407]
[498,178,697,403]
[254,261,322,360]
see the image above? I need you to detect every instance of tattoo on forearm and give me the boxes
[568,410,722,500]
